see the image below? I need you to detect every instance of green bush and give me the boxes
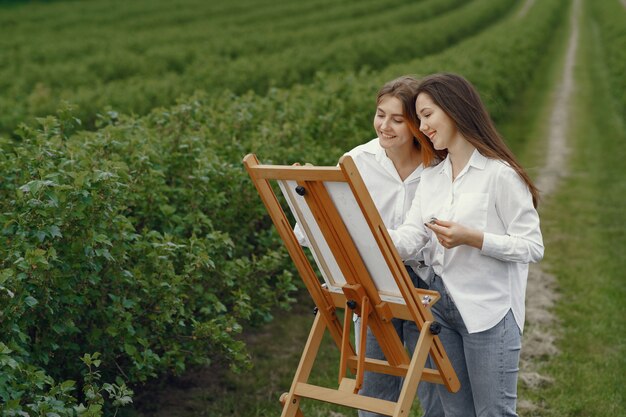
[0,104,297,413]
[0,348,132,417]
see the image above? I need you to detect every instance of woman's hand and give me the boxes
[425,219,484,250]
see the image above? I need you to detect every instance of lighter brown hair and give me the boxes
[377,76,444,166]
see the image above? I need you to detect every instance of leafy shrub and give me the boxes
[0,348,132,417]
[0,104,297,412]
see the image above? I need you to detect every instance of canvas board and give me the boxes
[279,179,404,304]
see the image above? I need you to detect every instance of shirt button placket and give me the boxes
[395,184,404,226]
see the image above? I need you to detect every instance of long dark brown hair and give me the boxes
[416,73,539,207]
[376,76,445,166]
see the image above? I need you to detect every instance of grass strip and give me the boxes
[519,3,626,416]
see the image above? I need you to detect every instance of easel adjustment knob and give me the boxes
[346,300,357,310]
[295,185,306,196]
[313,306,319,315]
[429,322,442,335]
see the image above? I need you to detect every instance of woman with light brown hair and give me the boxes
[389,73,544,416]
[352,75,444,417]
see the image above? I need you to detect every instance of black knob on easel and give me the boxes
[313,307,319,315]
[295,186,306,196]
[429,322,442,335]
[347,300,357,310]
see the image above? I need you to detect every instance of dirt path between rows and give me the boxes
[517,0,579,413]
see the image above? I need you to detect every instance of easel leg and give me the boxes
[280,393,305,417]
[355,296,370,391]
[338,302,353,386]
[280,311,327,417]
[393,321,435,417]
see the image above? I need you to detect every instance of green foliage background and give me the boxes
[0,0,623,415]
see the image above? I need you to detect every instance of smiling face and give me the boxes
[373,95,415,153]
[415,92,461,151]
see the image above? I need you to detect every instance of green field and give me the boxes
[0,0,624,416]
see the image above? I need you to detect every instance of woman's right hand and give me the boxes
[425,219,484,250]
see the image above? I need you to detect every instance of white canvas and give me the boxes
[279,179,404,304]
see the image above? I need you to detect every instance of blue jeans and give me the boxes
[357,267,444,417]
[429,275,522,417]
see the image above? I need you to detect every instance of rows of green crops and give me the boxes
[0,0,570,415]
[0,0,515,133]
[587,0,626,121]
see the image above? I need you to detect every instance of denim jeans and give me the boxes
[357,267,444,417]
[429,275,522,417]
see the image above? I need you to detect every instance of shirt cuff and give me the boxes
[480,232,503,257]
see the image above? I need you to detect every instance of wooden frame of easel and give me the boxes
[243,154,459,417]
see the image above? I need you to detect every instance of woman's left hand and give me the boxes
[425,219,484,250]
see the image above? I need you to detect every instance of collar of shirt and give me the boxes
[438,148,488,181]
[367,138,423,183]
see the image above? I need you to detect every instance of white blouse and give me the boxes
[388,149,544,333]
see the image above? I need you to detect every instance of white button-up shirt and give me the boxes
[295,138,427,270]
[388,149,544,333]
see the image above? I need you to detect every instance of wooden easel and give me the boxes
[243,154,459,417]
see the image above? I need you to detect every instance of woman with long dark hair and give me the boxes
[389,73,544,416]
